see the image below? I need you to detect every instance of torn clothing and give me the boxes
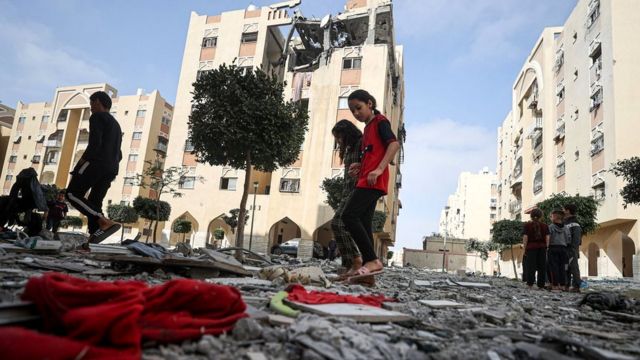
[286,284,394,307]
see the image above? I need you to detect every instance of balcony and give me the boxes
[31,155,41,164]
[509,200,522,214]
[155,142,168,154]
[554,121,565,141]
[46,139,62,148]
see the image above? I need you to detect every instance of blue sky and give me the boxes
[0,0,577,250]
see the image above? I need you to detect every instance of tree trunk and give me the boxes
[510,244,518,280]
[153,203,160,243]
[120,224,125,243]
[235,157,252,261]
[145,221,153,243]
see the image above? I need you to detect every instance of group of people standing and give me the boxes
[522,204,583,292]
[330,90,400,285]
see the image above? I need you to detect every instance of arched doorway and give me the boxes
[312,221,334,259]
[588,242,599,277]
[268,217,301,253]
[169,212,199,246]
[622,236,635,278]
[206,216,233,249]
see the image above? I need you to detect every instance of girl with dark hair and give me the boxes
[331,120,363,279]
[522,208,550,289]
[341,90,400,282]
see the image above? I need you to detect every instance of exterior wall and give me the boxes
[439,168,497,241]
[0,83,173,243]
[495,0,640,279]
[403,237,468,272]
[0,104,15,168]
[162,1,403,258]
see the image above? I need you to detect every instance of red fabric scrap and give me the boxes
[286,284,395,308]
[0,272,247,360]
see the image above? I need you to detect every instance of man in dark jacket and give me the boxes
[564,203,583,292]
[66,91,122,243]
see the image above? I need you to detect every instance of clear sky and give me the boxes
[0,0,577,250]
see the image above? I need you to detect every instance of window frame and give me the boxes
[219,177,237,191]
[132,132,143,140]
[241,32,258,43]
[279,178,301,193]
[202,36,218,48]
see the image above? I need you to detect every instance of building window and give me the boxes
[136,110,146,118]
[202,37,218,48]
[5,175,13,182]
[179,176,196,189]
[556,156,566,177]
[533,169,543,194]
[128,154,138,162]
[239,66,252,75]
[587,0,601,28]
[343,57,362,70]
[184,139,194,152]
[241,32,258,43]
[41,115,50,123]
[45,151,58,164]
[161,116,171,125]
[556,82,565,104]
[57,110,68,122]
[132,132,142,140]
[123,226,132,234]
[9,155,17,163]
[591,132,604,156]
[280,178,300,193]
[553,49,564,73]
[31,155,41,164]
[220,177,237,191]
[590,86,603,112]
[196,70,211,81]
[18,116,26,124]
[338,96,350,109]
[123,177,136,186]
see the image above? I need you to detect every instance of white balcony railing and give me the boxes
[46,139,62,147]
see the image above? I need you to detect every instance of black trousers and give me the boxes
[524,248,546,287]
[66,161,115,234]
[547,245,568,286]
[341,188,383,263]
[566,247,581,288]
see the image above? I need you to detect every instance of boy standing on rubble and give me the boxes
[547,209,569,291]
[564,203,583,292]
[66,91,122,244]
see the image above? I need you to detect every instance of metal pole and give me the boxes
[442,208,449,273]
[249,182,258,251]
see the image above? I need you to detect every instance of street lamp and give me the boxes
[248,181,259,251]
[441,206,450,273]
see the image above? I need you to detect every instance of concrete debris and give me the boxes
[2,231,640,359]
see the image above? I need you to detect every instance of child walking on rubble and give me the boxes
[330,120,364,280]
[522,208,549,289]
[341,90,400,282]
[547,209,569,291]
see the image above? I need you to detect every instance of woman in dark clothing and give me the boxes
[522,208,550,289]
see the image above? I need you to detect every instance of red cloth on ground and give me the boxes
[0,272,247,360]
[286,284,395,307]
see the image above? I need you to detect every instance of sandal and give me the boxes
[89,224,121,244]
[347,266,383,282]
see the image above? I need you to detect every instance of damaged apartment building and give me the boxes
[162,0,404,259]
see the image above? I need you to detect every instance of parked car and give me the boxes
[270,238,324,258]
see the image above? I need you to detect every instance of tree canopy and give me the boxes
[107,204,139,241]
[320,176,346,211]
[188,65,309,254]
[611,156,640,208]
[536,193,599,234]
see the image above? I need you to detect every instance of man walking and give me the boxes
[66,91,122,243]
[564,203,583,292]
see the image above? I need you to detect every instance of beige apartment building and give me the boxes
[0,84,174,242]
[496,0,640,279]
[0,104,16,167]
[163,0,404,259]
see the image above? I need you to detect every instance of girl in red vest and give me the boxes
[341,90,400,280]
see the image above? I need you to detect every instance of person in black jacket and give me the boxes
[66,91,122,244]
[564,203,583,292]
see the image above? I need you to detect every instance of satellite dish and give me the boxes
[320,14,331,29]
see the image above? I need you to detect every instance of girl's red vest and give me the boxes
[356,114,392,195]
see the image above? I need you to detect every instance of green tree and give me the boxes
[536,193,599,234]
[320,176,346,211]
[387,250,394,260]
[61,216,83,230]
[135,159,200,242]
[491,219,524,280]
[133,196,171,243]
[106,204,139,242]
[40,184,61,202]
[213,228,225,240]
[189,65,308,256]
[222,209,250,235]
[372,211,387,233]
[611,157,640,208]
[466,238,490,261]
[173,218,192,244]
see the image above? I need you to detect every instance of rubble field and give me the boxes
[1,231,640,360]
